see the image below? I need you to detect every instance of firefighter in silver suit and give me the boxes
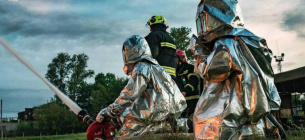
[96,35,186,137]
[191,0,286,139]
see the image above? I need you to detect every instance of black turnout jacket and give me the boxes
[145,24,177,77]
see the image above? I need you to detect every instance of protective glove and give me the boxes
[96,107,115,123]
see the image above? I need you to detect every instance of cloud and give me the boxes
[282,4,305,38]
[1,0,305,91]
[0,0,183,89]
[0,0,198,40]
[0,1,27,35]
[0,1,114,39]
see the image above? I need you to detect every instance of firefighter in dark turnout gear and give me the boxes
[176,49,201,133]
[145,15,177,78]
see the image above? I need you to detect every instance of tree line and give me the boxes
[15,53,129,136]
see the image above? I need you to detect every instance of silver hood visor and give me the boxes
[122,35,157,75]
[123,35,157,64]
[196,0,253,43]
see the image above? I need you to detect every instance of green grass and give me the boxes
[2,133,86,140]
[2,133,193,140]
[124,133,194,140]
[2,131,305,140]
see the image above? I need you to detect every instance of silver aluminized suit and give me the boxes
[96,35,186,137]
[192,0,284,139]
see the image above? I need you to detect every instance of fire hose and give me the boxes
[0,39,119,140]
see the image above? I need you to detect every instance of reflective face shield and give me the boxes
[196,0,244,37]
[122,45,135,75]
[122,45,127,64]
[196,5,205,36]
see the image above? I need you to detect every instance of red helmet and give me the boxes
[176,49,187,63]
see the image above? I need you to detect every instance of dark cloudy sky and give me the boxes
[0,0,305,117]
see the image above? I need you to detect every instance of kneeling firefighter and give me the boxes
[96,35,186,137]
[176,49,202,133]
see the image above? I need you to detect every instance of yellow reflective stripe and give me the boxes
[162,66,176,76]
[165,69,175,76]
[185,95,201,100]
[162,66,175,71]
[185,84,194,91]
[162,44,176,49]
[160,42,176,49]
[187,73,199,79]
[160,42,176,47]
[166,70,175,76]
[181,70,188,75]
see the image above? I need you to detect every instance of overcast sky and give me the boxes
[0,0,305,117]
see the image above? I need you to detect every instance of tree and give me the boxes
[77,83,94,110]
[291,93,305,106]
[45,53,72,103]
[94,73,128,96]
[169,27,193,61]
[45,53,94,108]
[16,121,37,136]
[41,54,131,135]
[90,84,109,115]
[68,54,94,108]
[89,72,128,115]
[45,53,71,103]
[33,102,87,135]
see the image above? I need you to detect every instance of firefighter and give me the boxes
[192,0,286,139]
[96,35,186,137]
[145,15,177,79]
[176,49,201,133]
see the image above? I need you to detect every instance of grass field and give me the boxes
[2,133,195,140]
[2,131,305,140]
[2,133,194,140]
[2,133,87,140]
